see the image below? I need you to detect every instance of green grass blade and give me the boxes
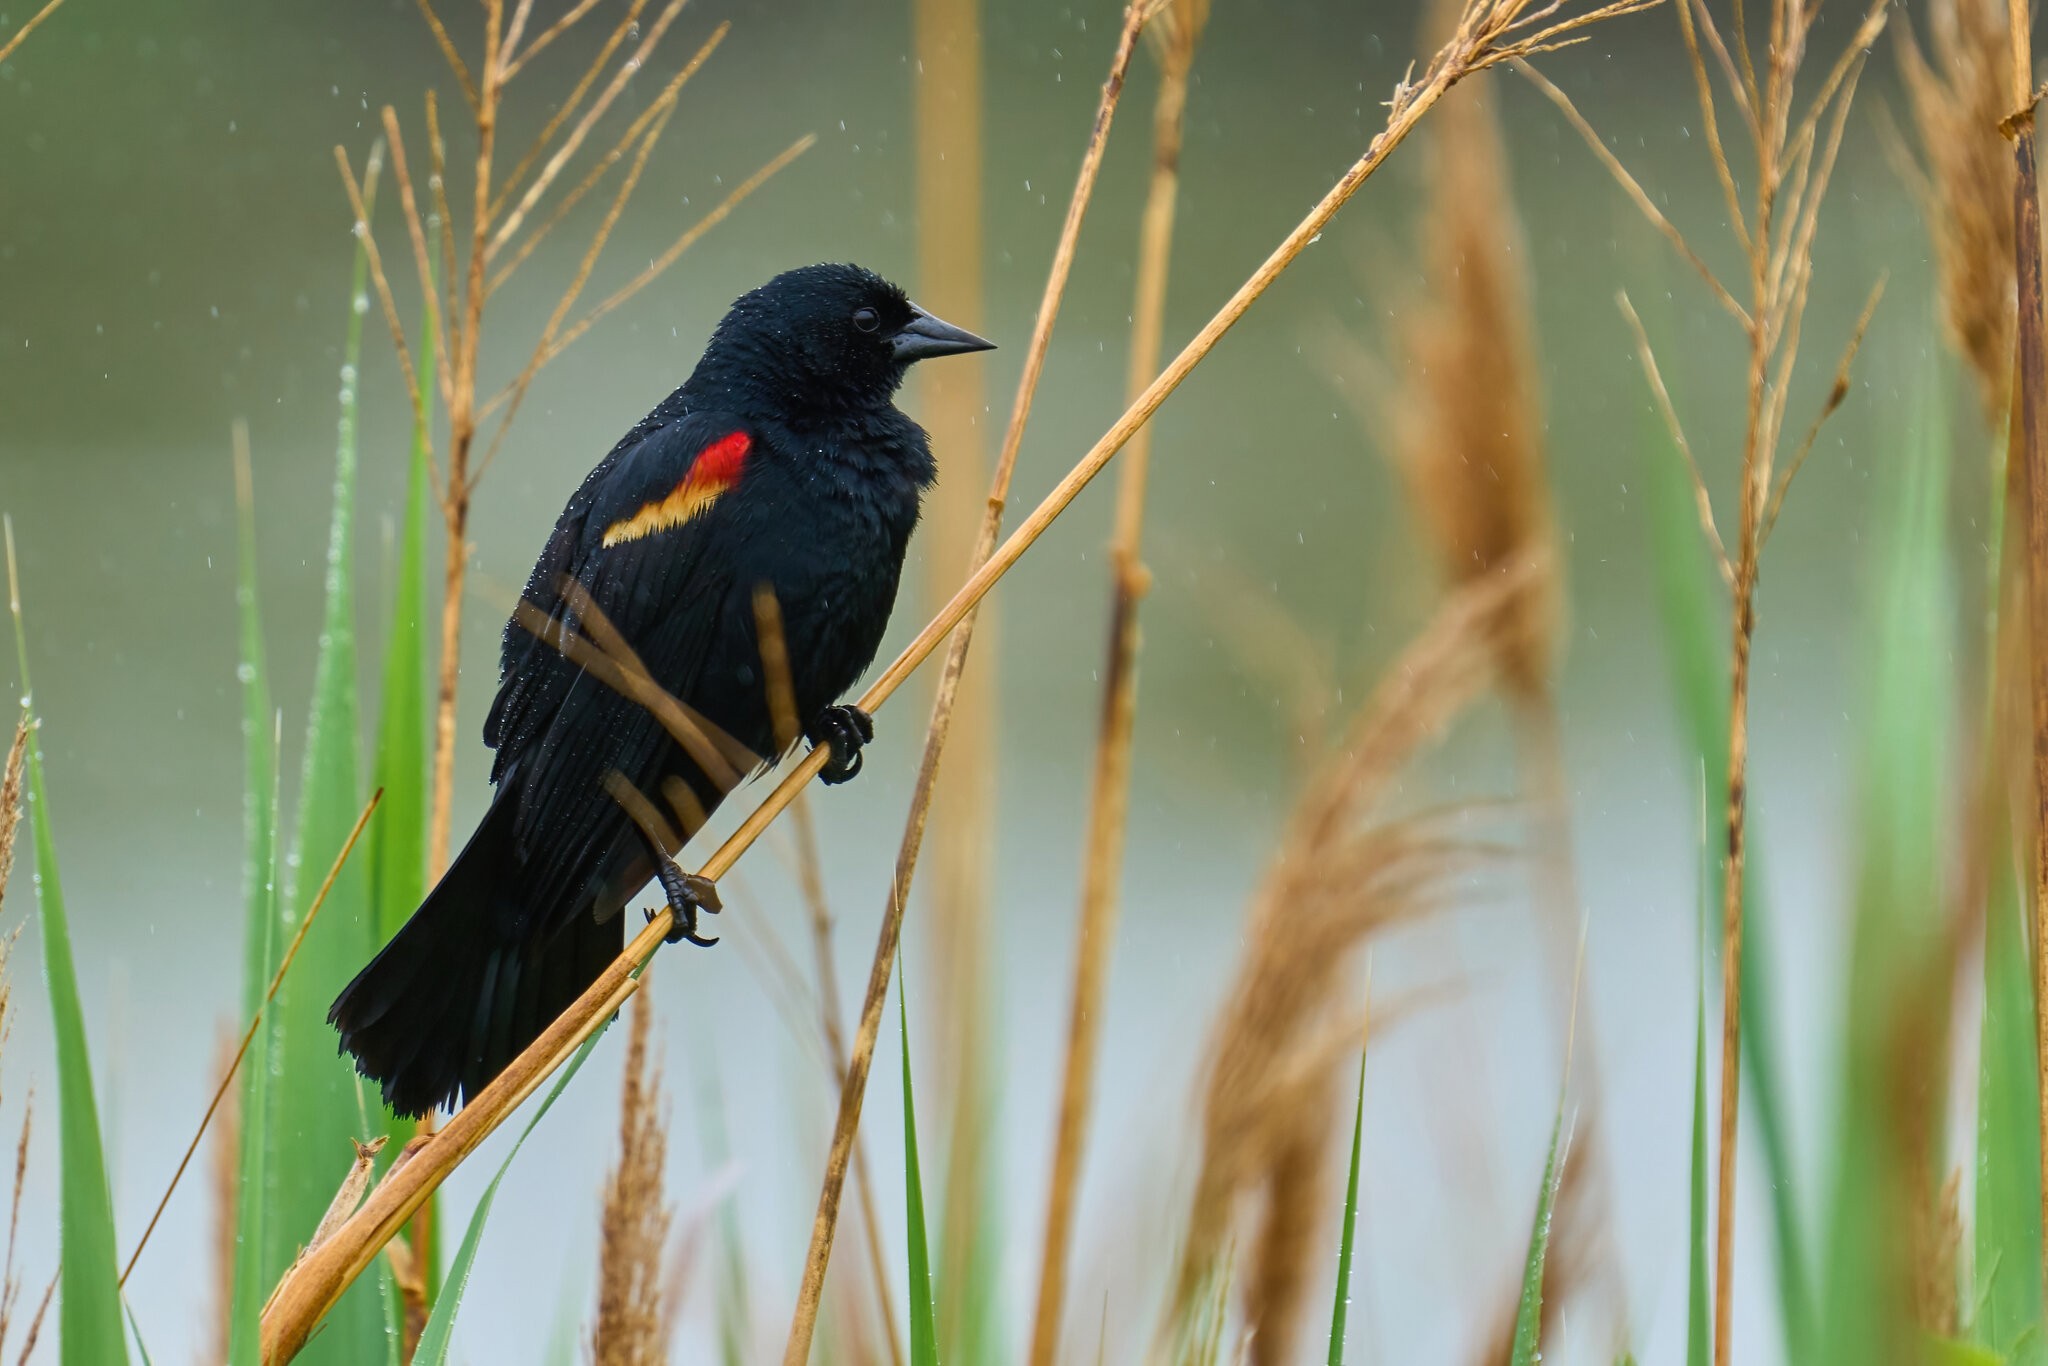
[367,290,432,949]
[1641,391,1811,1358]
[1687,822,1711,1366]
[1976,848,2043,1362]
[1509,1092,1568,1366]
[900,961,939,1366]
[124,1302,155,1366]
[412,1025,607,1364]
[1818,360,1952,1365]
[7,527,132,1366]
[1327,1037,1368,1365]
[226,432,280,1366]
[228,718,282,1366]
[265,143,384,1362]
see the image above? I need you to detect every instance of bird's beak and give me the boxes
[891,305,996,363]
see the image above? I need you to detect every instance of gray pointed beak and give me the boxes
[891,305,996,363]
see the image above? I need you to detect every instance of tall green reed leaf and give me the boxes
[1326,1035,1367,1365]
[412,1027,607,1364]
[1976,849,2042,1361]
[901,962,939,1366]
[1688,812,1711,1366]
[1642,394,1812,1357]
[1509,1071,1570,1365]
[226,429,280,1366]
[267,142,385,1363]
[1818,362,1952,1365]
[6,523,131,1366]
[367,287,434,952]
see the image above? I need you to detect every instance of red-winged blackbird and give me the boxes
[330,263,993,1117]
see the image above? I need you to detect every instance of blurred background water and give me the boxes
[0,0,1952,1360]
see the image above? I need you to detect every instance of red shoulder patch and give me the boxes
[601,432,752,547]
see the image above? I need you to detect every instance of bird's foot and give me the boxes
[808,704,874,786]
[648,857,723,947]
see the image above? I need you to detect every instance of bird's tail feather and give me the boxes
[329,794,621,1118]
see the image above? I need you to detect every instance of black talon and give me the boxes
[650,856,723,947]
[809,704,874,786]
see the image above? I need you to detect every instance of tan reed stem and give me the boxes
[782,9,1153,1359]
[2001,0,2048,1317]
[0,0,68,66]
[118,792,382,1289]
[753,590,905,1366]
[257,5,1648,1354]
[1027,9,1202,1363]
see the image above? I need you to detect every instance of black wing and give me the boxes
[482,408,760,925]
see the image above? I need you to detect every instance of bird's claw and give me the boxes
[809,704,874,786]
[650,858,723,947]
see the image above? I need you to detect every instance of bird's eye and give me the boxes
[852,307,881,333]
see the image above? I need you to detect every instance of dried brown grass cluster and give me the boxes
[1899,0,2019,424]
[1393,82,1557,702]
[1171,569,1530,1366]
[0,718,51,1366]
[591,992,678,1365]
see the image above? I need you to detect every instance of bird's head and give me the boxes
[701,263,994,413]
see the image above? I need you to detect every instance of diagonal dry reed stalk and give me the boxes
[1525,0,1889,1357]
[256,4,1653,1355]
[753,588,903,1366]
[1028,6,1206,1364]
[590,990,675,1366]
[1172,567,1532,1366]
[0,0,65,66]
[783,9,1157,1356]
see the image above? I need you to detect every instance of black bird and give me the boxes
[330,263,993,1117]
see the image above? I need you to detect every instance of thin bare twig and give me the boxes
[1615,291,1733,583]
[119,793,383,1288]
[1763,274,1885,541]
[0,0,69,67]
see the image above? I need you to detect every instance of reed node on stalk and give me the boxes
[591,990,676,1366]
[1525,1,1888,1357]
[257,2,1652,1354]
[1169,567,1531,1366]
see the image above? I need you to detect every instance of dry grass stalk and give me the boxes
[1528,1,1889,1357]
[1173,569,1531,1366]
[0,720,23,925]
[119,792,382,1289]
[207,1031,240,1366]
[0,0,66,66]
[2002,0,2048,1317]
[590,991,675,1366]
[1029,6,1206,1364]
[783,7,1157,1360]
[1898,0,2018,425]
[753,589,904,1366]
[330,1,809,887]
[0,725,27,1366]
[907,4,1000,1357]
[382,1235,429,1361]
[258,3,1650,1353]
